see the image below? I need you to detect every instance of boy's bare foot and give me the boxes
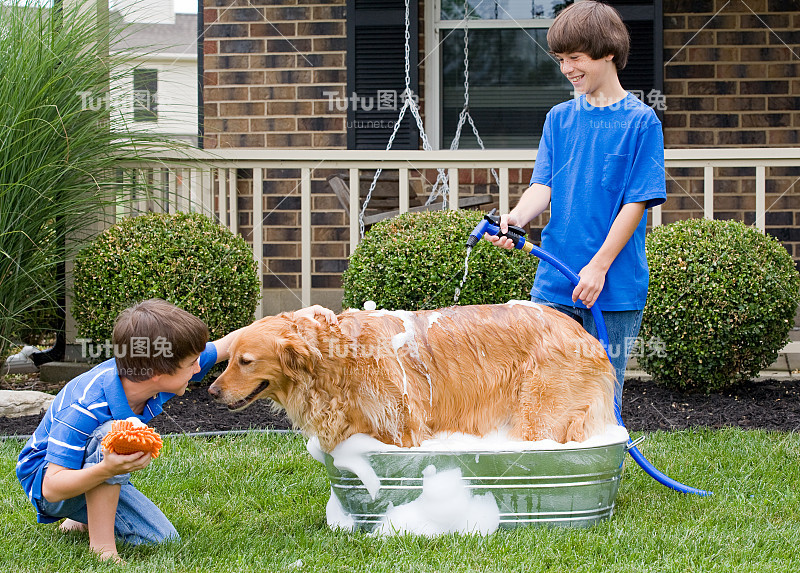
[59,518,88,533]
[96,550,124,564]
[91,543,124,564]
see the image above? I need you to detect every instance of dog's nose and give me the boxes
[208,382,220,399]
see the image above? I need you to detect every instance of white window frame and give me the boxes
[424,0,559,149]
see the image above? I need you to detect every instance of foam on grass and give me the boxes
[376,465,500,536]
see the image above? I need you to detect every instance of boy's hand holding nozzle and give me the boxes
[467,209,529,251]
[485,213,518,250]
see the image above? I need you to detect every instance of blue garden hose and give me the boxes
[470,211,712,496]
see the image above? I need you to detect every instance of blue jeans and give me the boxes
[531,297,643,407]
[36,421,179,546]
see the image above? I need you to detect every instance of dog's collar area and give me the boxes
[227,379,271,411]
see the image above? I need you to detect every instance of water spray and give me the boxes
[470,209,711,496]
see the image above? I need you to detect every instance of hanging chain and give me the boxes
[463,0,470,111]
[359,0,451,237]
[445,0,499,188]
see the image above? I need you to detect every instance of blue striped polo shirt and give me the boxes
[16,342,217,523]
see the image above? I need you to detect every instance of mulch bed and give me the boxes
[621,377,800,433]
[1,376,799,437]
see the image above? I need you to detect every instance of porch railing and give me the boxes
[119,147,800,316]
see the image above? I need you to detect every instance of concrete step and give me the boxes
[768,341,800,373]
[38,362,93,383]
[627,338,799,377]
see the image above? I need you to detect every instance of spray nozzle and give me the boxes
[466,208,528,250]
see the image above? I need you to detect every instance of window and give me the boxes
[133,68,158,122]
[434,1,571,149]
[429,1,662,149]
[346,0,419,150]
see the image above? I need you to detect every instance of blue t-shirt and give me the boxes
[530,93,667,311]
[16,342,218,523]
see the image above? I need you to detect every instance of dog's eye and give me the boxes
[239,356,253,366]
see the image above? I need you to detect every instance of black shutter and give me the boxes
[607,0,663,118]
[346,0,419,149]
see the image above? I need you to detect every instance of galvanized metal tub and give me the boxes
[323,437,628,531]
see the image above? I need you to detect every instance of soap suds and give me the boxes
[313,425,629,536]
[376,466,499,537]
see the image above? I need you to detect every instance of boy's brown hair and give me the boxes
[547,1,630,70]
[112,299,208,382]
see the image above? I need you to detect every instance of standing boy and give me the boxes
[487,1,666,404]
[17,299,336,562]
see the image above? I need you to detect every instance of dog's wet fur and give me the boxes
[208,303,616,452]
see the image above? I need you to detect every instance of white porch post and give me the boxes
[755,165,766,233]
[253,168,264,319]
[301,169,312,307]
[704,165,714,220]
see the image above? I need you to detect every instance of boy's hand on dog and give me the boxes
[294,304,338,326]
[100,447,151,475]
[484,213,519,250]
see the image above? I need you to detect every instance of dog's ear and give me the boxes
[278,339,316,376]
[277,317,323,376]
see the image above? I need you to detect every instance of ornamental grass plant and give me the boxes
[0,1,181,358]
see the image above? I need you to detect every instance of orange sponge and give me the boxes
[101,419,163,458]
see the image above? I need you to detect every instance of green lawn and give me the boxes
[1,428,798,572]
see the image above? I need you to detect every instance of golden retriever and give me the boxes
[208,303,616,452]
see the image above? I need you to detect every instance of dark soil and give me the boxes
[2,376,799,437]
[620,377,800,433]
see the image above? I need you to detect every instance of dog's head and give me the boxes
[208,313,322,411]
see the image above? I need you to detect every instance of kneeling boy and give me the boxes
[17,299,335,561]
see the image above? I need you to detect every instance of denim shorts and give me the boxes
[36,421,179,545]
[530,297,643,407]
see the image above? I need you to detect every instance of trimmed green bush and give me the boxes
[342,210,538,310]
[640,218,799,392]
[72,212,260,343]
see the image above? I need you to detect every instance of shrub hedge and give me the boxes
[640,218,799,392]
[72,212,260,344]
[342,210,538,310]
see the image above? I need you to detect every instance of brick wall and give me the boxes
[662,0,799,146]
[203,1,349,312]
[661,0,800,260]
[204,1,800,150]
[203,0,347,150]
